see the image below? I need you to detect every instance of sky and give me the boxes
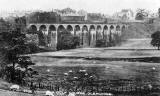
[0,0,160,15]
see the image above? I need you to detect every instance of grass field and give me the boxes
[1,38,160,96]
[30,39,160,89]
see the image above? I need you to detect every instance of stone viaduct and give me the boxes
[27,23,128,50]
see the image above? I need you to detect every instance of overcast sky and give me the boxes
[0,0,159,15]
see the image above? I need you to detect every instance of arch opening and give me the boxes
[82,25,89,46]
[57,25,65,33]
[74,25,81,35]
[49,25,56,31]
[96,25,103,40]
[109,25,115,43]
[103,25,108,31]
[39,25,47,46]
[121,26,125,32]
[39,25,47,31]
[116,25,120,31]
[97,25,102,31]
[89,25,96,47]
[29,25,37,34]
[75,25,80,31]
[67,25,73,32]
[110,25,114,30]
[103,25,109,40]
[67,25,74,35]
[90,25,95,31]
[82,25,88,31]
[48,25,56,47]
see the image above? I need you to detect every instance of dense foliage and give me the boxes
[96,35,122,47]
[135,9,149,20]
[0,17,39,84]
[0,29,38,83]
[96,39,106,47]
[25,34,39,53]
[151,31,160,50]
[27,12,61,23]
[14,16,27,32]
[57,30,80,50]
[87,13,105,21]
[0,18,10,33]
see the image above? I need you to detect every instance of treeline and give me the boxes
[26,8,108,24]
[27,12,61,23]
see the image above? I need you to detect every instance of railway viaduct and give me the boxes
[27,23,128,50]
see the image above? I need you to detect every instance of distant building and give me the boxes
[113,9,134,20]
[61,14,85,22]
[54,8,76,16]
[86,13,106,22]
[77,10,87,16]
[53,8,86,22]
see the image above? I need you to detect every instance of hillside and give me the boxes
[122,22,159,39]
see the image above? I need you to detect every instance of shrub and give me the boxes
[151,31,160,50]
[96,39,106,47]
[25,34,39,45]
[26,43,40,53]
[57,30,80,50]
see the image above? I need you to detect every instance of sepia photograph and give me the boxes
[0,0,160,95]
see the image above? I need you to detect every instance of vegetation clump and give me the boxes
[151,31,160,50]
[57,30,80,50]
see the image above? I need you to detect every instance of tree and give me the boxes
[14,16,26,32]
[151,31,160,50]
[135,9,149,20]
[4,55,36,84]
[0,18,38,83]
[17,56,35,78]
[3,30,29,82]
[158,8,160,18]
[1,27,38,83]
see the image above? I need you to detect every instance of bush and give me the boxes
[151,31,160,50]
[96,39,106,47]
[25,34,39,45]
[26,43,40,53]
[57,30,80,50]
